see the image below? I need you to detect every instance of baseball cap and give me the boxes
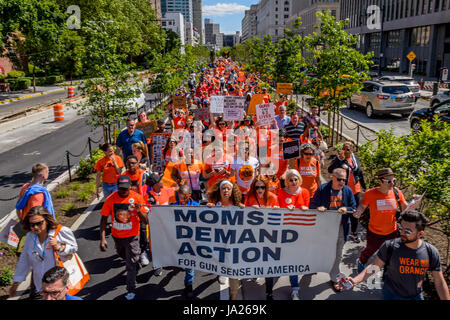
[117,175,131,189]
[146,173,162,187]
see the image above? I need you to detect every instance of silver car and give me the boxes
[348,81,415,118]
[378,76,421,101]
[429,89,450,107]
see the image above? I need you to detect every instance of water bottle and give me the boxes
[128,198,135,211]
[336,273,353,291]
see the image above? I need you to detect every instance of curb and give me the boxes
[0,88,65,104]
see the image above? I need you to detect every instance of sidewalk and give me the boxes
[0,85,67,104]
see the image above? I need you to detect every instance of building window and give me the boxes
[368,32,381,49]
[435,0,441,11]
[388,30,401,47]
[411,25,431,46]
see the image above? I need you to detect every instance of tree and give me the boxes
[301,11,373,145]
[56,29,85,83]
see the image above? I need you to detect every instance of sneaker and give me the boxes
[218,276,227,285]
[266,294,274,301]
[125,292,136,300]
[140,252,150,266]
[357,259,366,273]
[291,291,300,300]
[154,267,163,276]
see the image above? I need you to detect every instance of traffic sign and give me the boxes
[407,51,416,61]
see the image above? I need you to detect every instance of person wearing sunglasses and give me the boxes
[296,143,321,199]
[310,168,357,292]
[277,169,310,300]
[353,168,409,273]
[9,206,78,299]
[245,175,279,209]
[328,141,367,243]
[348,210,449,300]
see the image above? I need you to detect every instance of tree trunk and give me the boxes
[32,65,36,93]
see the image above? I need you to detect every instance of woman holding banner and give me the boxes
[278,169,310,300]
[206,179,245,300]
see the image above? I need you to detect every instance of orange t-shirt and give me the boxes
[100,191,148,238]
[175,162,205,191]
[346,157,361,194]
[144,187,176,205]
[204,155,235,190]
[18,183,44,220]
[245,192,279,207]
[267,180,281,195]
[123,169,145,195]
[362,188,407,235]
[94,155,125,184]
[278,188,310,208]
[296,158,320,197]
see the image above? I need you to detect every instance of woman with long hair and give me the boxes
[206,179,245,300]
[245,175,279,208]
[161,137,183,188]
[94,143,124,198]
[9,206,78,299]
[296,143,321,199]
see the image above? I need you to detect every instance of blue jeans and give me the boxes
[102,182,118,198]
[383,282,424,300]
[185,268,194,285]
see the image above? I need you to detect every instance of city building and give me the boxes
[223,32,241,47]
[161,12,186,52]
[340,0,450,78]
[205,18,223,50]
[255,0,291,42]
[286,0,340,36]
[241,4,259,42]
[192,0,204,44]
[149,0,162,21]
[161,0,193,23]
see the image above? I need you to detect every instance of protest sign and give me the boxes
[276,83,293,95]
[210,96,224,114]
[149,206,341,278]
[173,95,187,108]
[282,140,300,160]
[150,132,171,174]
[194,108,210,121]
[247,94,265,115]
[256,103,275,127]
[223,96,245,121]
[0,219,20,248]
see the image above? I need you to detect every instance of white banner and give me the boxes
[149,206,341,278]
[210,96,224,114]
[256,103,275,126]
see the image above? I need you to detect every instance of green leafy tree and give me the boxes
[56,29,85,83]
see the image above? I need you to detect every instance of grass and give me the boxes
[0,243,18,256]
[54,188,70,199]
[0,266,13,286]
[61,202,75,213]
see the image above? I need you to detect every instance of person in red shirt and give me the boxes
[172,109,187,130]
[99,175,149,300]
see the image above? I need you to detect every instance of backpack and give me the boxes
[383,239,436,297]
[359,187,402,230]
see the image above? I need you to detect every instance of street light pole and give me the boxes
[378,1,385,78]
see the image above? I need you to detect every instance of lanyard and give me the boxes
[33,235,49,260]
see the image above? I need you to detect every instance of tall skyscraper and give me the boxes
[192,0,204,45]
[205,18,223,49]
[161,0,193,23]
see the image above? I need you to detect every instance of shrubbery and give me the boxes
[7,70,25,78]
[76,148,104,180]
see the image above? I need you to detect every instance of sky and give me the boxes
[202,1,254,35]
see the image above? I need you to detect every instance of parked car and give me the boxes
[377,76,421,101]
[347,80,415,118]
[409,99,450,131]
[429,89,450,107]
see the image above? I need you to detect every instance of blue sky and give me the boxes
[202,1,254,34]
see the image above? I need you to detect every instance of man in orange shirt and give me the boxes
[353,168,408,273]
[100,175,149,300]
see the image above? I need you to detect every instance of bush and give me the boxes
[45,75,65,85]
[5,78,30,91]
[76,148,103,180]
[7,70,25,78]
[0,266,13,286]
[0,74,5,82]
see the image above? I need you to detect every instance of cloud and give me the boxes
[203,3,250,17]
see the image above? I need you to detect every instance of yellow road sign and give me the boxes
[407,51,416,61]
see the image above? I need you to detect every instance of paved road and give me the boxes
[0,88,69,119]
[0,116,102,222]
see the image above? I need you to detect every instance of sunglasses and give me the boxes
[335,177,346,182]
[343,148,351,151]
[303,152,314,156]
[127,124,135,128]
[381,178,397,184]
[127,162,138,165]
[218,123,226,126]
[30,220,45,228]
[397,224,413,235]
[289,178,299,182]
[255,185,266,190]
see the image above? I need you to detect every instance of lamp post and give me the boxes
[377,1,385,78]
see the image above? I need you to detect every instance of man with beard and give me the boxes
[348,210,449,300]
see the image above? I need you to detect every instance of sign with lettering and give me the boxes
[150,132,171,174]
[256,103,275,127]
[149,206,341,278]
[0,219,20,248]
[276,83,293,95]
[173,95,187,107]
[210,96,224,114]
[223,96,245,121]
[282,140,300,160]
